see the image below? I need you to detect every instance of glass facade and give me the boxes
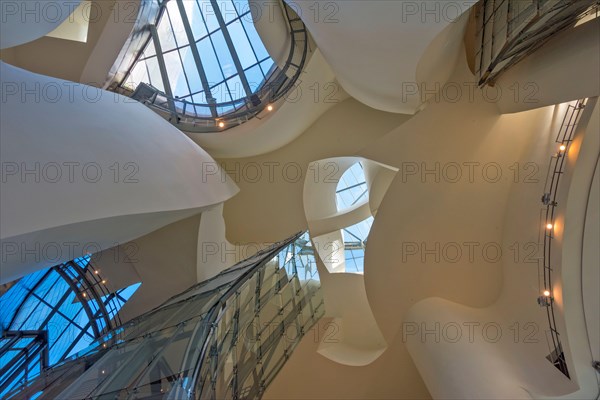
[0,257,140,397]
[7,233,324,400]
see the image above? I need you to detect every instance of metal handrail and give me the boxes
[537,98,588,378]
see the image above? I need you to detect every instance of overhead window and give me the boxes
[341,217,374,273]
[123,0,275,117]
[336,162,369,212]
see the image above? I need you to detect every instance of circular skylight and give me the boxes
[123,0,275,117]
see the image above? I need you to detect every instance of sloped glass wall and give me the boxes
[7,232,323,399]
[0,256,140,398]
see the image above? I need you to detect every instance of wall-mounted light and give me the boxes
[537,291,553,307]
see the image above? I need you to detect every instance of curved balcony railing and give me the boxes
[536,98,588,378]
[7,232,324,399]
[110,0,309,133]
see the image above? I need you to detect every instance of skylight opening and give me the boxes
[336,162,369,212]
[341,216,374,274]
[123,0,275,117]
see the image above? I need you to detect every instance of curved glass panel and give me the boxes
[123,0,275,116]
[336,162,369,212]
[10,233,324,400]
[0,257,140,397]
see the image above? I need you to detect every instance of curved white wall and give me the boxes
[189,50,346,158]
[0,0,82,49]
[302,157,397,366]
[0,62,238,283]
[287,0,475,114]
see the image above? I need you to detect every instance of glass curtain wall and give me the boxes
[8,232,324,400]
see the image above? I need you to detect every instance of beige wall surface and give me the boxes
[220,98,411,244]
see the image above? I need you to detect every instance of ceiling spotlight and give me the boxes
[543,290,551,297]
[218,121,225,128]
[559,144,566,151]
[546,223,553,230]
[266,104,274,112]
[82,292,87,298]
[102,280,107,284]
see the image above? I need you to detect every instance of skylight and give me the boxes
[341,216,374,273]
[123,0,275,117]
[336,162,369,212]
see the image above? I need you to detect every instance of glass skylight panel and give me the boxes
[241,17,271,61]
[123,0,276,116]
[336,163,369,211]
[228,19,257,69]
[156,12,178,52]
[217,0,239,23]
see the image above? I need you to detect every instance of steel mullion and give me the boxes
[176,0,218,117]
[236,11,266,80]
[210,0,253,97]
[53,268,101,338]
[7,270,53,329]
[150,24,178,116]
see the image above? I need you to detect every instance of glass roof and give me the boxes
[123,0,275,116]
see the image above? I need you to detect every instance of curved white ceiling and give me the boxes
[289,0,476,114]
[0,62,238,282]
[0,0,82,49]
[188,49,347,158]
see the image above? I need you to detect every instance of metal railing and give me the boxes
[6,232,324,399]
[537,98,588,378]
[474,0,598,86]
